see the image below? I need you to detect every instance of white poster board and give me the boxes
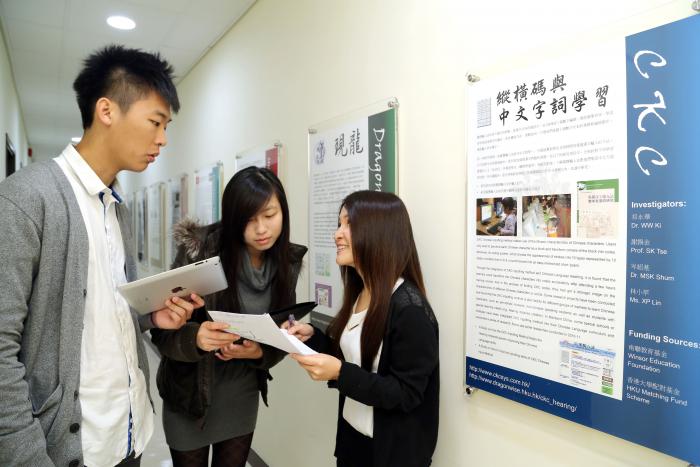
[234,143,281,176]
[465,39,627,399]
[194,162,224,225]
[168,174,188,267]
[464,17,700,463]
[148,182,167,272]
[308,101,397,328]
[136,188,148,266]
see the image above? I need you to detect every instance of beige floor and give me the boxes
[141,343,253,467]
[141,343,176,467]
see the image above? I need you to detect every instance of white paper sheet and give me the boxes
[208,311,317,355]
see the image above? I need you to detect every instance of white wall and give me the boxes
[122,1,694,465]
[0,23,29,178]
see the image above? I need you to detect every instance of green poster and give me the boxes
[367,108,396,193]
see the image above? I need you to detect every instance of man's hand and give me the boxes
[151,293,205,329]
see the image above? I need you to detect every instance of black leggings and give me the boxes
[169,432,254,467]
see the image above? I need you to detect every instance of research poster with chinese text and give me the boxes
[234,144,280,176]
[309,108,396,328]
[465,16,700,464]
[194,162,223,225]
[168,174,188,266]
[147,183,165,272]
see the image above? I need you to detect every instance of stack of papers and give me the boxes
[208,311,317,355]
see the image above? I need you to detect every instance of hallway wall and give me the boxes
[122,1,694,465]
[0,22,29,178]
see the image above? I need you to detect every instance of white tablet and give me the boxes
[118,256,228,314]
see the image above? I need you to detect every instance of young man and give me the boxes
[0,45,204,467]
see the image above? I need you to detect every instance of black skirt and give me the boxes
[335,417,374,467]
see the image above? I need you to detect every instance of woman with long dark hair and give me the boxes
[286,190,439,467]
[151,167,307,467]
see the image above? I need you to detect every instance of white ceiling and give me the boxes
[0,0,255,160]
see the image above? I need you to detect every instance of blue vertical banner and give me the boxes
[624,13,700,463]
[465,15,700,464]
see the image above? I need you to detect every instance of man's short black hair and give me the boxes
[73,44,180,129]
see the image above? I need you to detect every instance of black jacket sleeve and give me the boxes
[336,304,438,412]
[305,325,335,354]
[246,344,285,369]
[150,307,210,362]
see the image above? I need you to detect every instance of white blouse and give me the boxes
[339,278,404,437]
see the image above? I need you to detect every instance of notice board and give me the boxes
[465,15,700,464]
[308,102,397,329]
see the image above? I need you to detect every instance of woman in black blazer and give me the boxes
[286,190,439,467]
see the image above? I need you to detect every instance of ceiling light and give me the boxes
[107,15,136,30]
[71,137,81,143]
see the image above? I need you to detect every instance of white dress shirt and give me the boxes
[340,278,404,438]
[55,145,153,466]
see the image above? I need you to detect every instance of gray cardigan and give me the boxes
[0,160,152,467]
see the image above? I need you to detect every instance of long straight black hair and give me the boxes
[327,191,427,370]
[218,167,292,313]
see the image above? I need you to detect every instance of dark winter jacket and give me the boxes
[150,219,307,424]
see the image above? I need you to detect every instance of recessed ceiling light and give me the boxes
[71,137,81,143]
[107,15,136,30]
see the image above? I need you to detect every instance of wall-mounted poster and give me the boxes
[136,188,148,266]
[308,100,397,329]
[235,143,281,176]
[194,162,224,225]
[168,174,188,267]
[123,191,134,252]
[148,183,166,272]
[130,191,139,267]
[464,16,700,465]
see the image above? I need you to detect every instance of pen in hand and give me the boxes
[288,313,296,330]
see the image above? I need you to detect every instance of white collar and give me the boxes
[61,144,122,202]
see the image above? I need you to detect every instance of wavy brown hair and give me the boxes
[327,191,426,370]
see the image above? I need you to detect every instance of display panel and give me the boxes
[465,16,700,464]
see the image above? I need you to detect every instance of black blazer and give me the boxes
[308,280,439,467]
